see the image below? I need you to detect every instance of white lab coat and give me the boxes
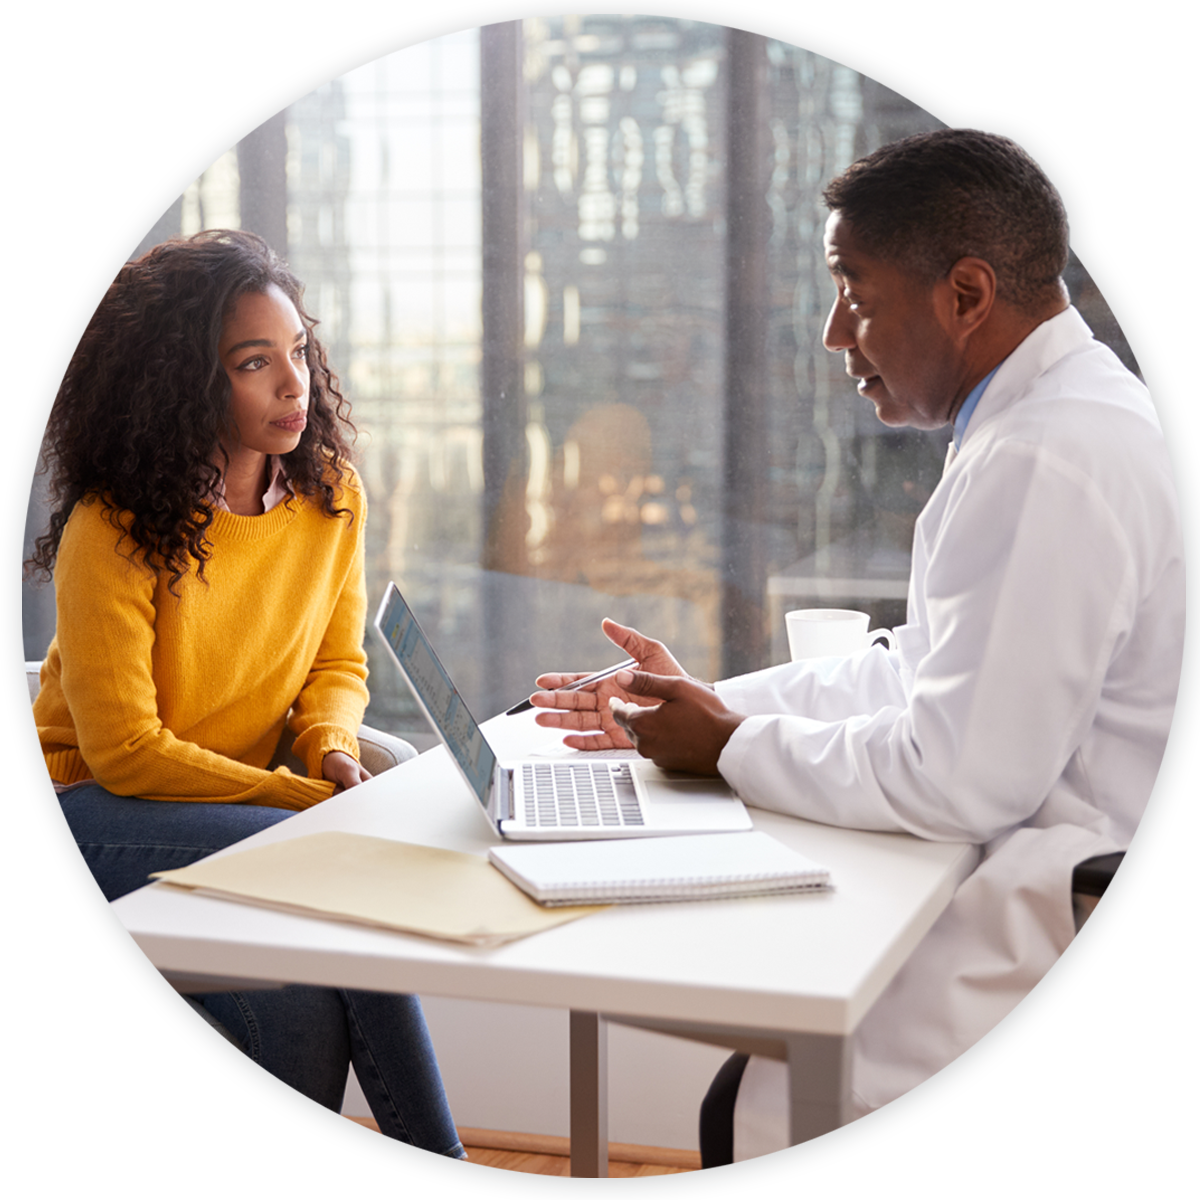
[714,306,1185,1159]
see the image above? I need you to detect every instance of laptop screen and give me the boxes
[374,584,497,809]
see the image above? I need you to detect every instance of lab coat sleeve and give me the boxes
[717,441,1138,843]
[716,641,907,723]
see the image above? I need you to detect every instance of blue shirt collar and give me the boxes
[952,362,1003,450]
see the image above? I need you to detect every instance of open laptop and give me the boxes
[373,582,752,841]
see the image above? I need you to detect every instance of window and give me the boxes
[23,16,1137,746]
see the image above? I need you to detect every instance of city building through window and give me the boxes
[23,16,1137,746]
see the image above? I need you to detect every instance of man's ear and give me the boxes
[944,256,996,339]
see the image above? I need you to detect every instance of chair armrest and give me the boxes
[356,724,420,775]
[1075,854,1185,907]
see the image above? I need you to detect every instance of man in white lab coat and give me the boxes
[530,129,1185,1161]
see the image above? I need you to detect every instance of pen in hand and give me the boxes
[505,658,639,716]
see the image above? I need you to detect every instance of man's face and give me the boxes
[822,212,966,430]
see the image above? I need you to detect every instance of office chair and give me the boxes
[19,662,422,1176]
[1075,849,1185,1176]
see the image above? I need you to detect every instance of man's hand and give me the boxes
[531,619,704,750]
[607,670,745,775]
[322,750,372,793]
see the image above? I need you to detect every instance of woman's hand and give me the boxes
[322,751,372,793]
[531,619,710,750]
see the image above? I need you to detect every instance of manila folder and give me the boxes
[151,831,604,947]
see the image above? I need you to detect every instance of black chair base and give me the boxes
[698,1051,750,1168]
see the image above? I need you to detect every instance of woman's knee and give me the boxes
[197,985,351,1112]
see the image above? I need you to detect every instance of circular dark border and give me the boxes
[21,11,1190,1190]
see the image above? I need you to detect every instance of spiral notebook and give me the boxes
[487,831,831,906]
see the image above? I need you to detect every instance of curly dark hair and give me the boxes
[823,129,1069,315]
[27,229,357,592]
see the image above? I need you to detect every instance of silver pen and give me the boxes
[505,658,638,716]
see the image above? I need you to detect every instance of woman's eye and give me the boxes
[239,356,266,371]
[293,344,308,361]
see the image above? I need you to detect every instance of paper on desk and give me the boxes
[150,832,606,947]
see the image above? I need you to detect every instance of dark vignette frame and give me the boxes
[16,9,1180,1190]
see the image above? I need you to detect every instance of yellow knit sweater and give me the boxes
[35,474,370,811]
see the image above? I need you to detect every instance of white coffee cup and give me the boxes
[785,608,895,661]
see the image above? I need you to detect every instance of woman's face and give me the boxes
[217,285,310,459]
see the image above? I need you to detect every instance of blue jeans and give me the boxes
[59,785,465,1158]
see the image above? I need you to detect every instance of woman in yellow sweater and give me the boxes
[29,230,464,1157]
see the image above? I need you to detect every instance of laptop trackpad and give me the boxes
[635,764,743,804]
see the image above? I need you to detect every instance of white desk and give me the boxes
[112,711,978,1175]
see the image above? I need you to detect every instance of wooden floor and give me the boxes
[21,1089,700,1180]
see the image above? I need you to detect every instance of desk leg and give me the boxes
[786,1032,851,1145]
[569,1011,608,1177]
[73,960,145,1176]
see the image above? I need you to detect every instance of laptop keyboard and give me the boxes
[520,762,645,828]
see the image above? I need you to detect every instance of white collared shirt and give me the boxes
[211,456,293,514]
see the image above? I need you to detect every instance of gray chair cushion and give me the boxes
[28,964,238,1089]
